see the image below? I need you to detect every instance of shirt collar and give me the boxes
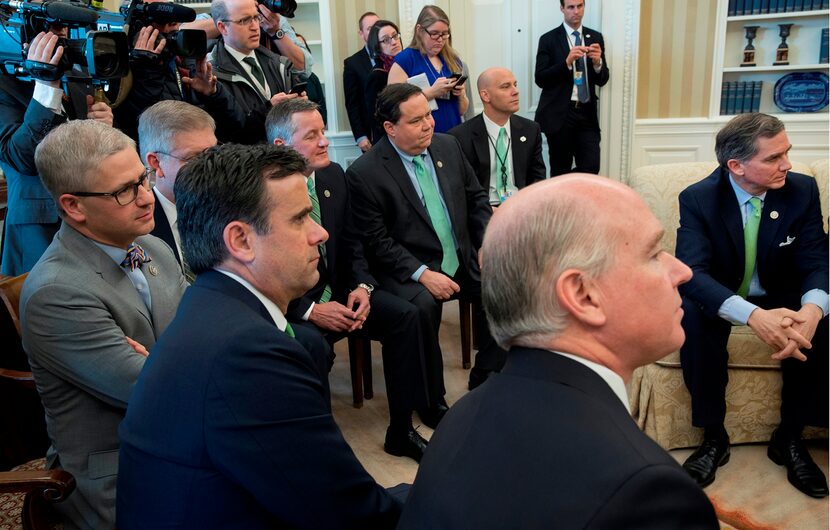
[214,268,290,333]
[390,141,426,164]
[564,22,583,36]
[552,350,631,413]
[154,188,177,227]
[225,43,257,64]
[728,173,767,205]
[482,112,511,139]
[93,240,134,266]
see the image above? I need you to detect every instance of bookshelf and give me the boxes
[712,1,829,116]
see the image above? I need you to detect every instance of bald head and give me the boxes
[477,67,520,122]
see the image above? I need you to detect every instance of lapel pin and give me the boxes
[770,211,779,220]
[586,34,592,39]
[520,136,527,142]
[436,161,443,168]
[324,189,331,198]
[148,265,159,276]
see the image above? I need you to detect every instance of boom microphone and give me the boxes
[0,0,98,25]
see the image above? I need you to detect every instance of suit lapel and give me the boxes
[151,191,181,265]
[757,187,788,271]
[470,115,491,182]
[380,142,432,227]
[428,139,462,232]
[716,171,745,262]
[314,167,337,281]
[509,116,529,188]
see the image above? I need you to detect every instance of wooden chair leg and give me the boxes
[459,300,472,369]
[471,302,480,351]
[347,336,364,409]
[361,340,373,400]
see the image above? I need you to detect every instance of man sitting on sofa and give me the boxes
[676,112,828,498]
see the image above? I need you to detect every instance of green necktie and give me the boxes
[412,155,459,277]
[306,177,332,303]
[496,127,509,201]
[737,196,762,299]
[284,322,296,338]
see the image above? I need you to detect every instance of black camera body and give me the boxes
[116,0,206,62]
[257,0,297,18]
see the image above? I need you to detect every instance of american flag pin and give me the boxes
[148,265,159,276]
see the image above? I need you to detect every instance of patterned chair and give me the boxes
[627,159,828,450]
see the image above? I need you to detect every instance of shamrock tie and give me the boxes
[121,243,151,271]
[242,56,266,87]
[412,155,459,277]
[737,196,762,299]
[572,31,590,104]
[306,177,332,303]
[496,127,509,201]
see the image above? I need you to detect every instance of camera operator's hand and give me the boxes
[25,32,64,88]
[133,26,166,55]
[258,3,281,36]
[269,91,300,106]
[182,57,218,96]
[85,95,113,127]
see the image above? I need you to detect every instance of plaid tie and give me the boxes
[121,243,151,271]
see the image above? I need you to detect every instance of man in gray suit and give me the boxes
[20,120,186,529]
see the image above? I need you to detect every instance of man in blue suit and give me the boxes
[117,143,402,529]
[677,113,828,498]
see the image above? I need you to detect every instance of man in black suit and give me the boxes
[449,67,547,205]
[343,11,380,153]
[265,99,430,461]
[139,100,218,268]
[398,175,718,529]
[347,83,505,400]
[117,143,403,529]
[676,113,829,498]
[534,0,609,176]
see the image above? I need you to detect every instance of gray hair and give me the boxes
[210,0,228,23]
[35,120,136,216]
[481,187,617,349]
[265,98,320,144]
[138,101,215,160]
[715,112,785,167]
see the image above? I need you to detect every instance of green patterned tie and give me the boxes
[412,155,459,276]
[306,177,332,303]
[737,196,762,299]
[284,322,296,338]
[496,127,509,201]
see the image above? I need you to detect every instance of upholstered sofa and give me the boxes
[627,159,828,451]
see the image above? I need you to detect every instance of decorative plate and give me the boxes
[773,72,829,113]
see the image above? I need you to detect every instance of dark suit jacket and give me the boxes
[117,270,401,529]
[150,188,181,265]
[534,24,610,135]
[343,47,373,142]
[346,134,492,296]
[448,113,547,194]
[397,348,719,529]
[0,76,64,275]
[676,167,828,317]
[286,163,376,320]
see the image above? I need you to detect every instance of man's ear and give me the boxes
[479,88,490,105]
[222,220,256,264]
[383,120,395,137]
[726,158,744,177]
[555,269,606,327]
[58,194,85,224]
[273,138,285,146]
[146,152,163,178]
[216,20,228,37]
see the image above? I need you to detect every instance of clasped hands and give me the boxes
[566,43,602,69]
[309,288,371,333]
[747,304,823,361]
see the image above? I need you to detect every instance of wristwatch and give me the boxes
[357,283,374,298]
[271,29,285,40]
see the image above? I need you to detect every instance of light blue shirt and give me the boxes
[93,241,152,312]
[390,142,458,281]
[717,175,829,325]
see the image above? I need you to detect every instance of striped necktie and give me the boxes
[306,177,332,303]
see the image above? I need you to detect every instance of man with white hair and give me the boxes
[398,175,718,529]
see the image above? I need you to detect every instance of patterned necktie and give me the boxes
[737,196,762,299]
[306,177,332,303]
[242,56,266,87]
[496,127,509,201]
[121,243,151,271]
[572,31,590,104]
[412,155,459,277]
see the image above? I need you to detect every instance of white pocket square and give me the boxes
[779,236,796,247]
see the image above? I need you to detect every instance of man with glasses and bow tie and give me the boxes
[19,120,186,530]
[207,0,302,144]
[534,0,609,177]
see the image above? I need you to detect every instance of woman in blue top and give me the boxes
[387,5,469,133]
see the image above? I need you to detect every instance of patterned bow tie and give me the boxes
[120,243,152,271]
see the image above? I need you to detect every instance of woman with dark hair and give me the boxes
[364,20,402,144]
[387,5,469,133]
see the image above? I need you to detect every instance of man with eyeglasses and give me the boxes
[139,100,218,269]
[343,11,379,153]
[207,0,302,144]
[19,120,186,529]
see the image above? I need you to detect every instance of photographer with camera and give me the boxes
[206,0,305,144]
[0,26,113,275]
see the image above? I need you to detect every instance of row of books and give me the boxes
[728,0,829,15]
[720,81,763,115]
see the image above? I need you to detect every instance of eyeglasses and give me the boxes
[421,28,450,41]
[70,167,153,206]
[155,143,219,164]
[379,33,401,45]
[223,13,263,26]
